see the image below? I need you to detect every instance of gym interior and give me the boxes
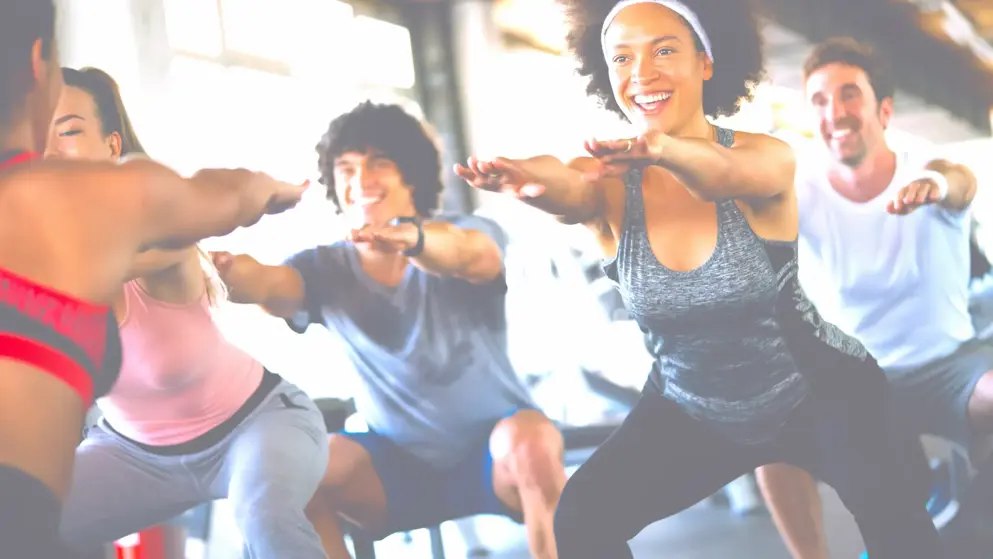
[49,0,993,557]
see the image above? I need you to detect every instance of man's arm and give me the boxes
[408,221,503,283]
[887,158,977,215]
[350,216,507,284]
[926,159,977,213]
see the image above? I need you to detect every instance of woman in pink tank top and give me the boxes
[50,67,329,559]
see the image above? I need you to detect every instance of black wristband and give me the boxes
[390,216,424,257]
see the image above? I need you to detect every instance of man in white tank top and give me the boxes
[754,37,988,559]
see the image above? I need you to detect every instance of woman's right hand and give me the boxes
[454,156,568,199]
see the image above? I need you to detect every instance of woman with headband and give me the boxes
[48,67,329,559]
[456,0,942,557]
[0,2,304,556]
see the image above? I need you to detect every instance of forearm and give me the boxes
[411,222,502,282]
[654,137,734,199]
[926,159,976,212]
[131,161,266,249]
[253,265,306,318]
[517,156,602,223]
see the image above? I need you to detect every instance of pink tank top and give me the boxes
[98,281,263,445]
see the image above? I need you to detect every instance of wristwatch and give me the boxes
[390,216,424,257]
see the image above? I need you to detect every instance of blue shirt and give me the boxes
[284,214,535,466]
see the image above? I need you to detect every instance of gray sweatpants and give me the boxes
[59,380,329,559]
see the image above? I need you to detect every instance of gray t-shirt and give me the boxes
[284,214,535,466]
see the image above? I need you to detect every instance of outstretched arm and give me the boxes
[455,155,611,224]
[926,159,976,213]
[886,159,977,215]
[351,216,507,283]
[210,252,306,318]
[120,161,306,248]
[588,131,796,202]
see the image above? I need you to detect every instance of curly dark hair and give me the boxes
[561,0,765,120]
[803,37,894,105]
[316,101,444,217]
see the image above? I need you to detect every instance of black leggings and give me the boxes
[553,384,942,558]
[0,464,71,559]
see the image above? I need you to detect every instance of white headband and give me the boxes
[600,0,714,63]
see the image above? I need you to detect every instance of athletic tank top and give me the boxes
[0,151,121,402]
[603,127,870,443]
[98,280,264,445]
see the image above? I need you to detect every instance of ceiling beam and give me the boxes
[758,0,993,134]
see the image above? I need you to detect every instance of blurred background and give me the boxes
[59,0,993,557]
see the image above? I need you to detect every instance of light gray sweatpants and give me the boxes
[60,379,329,559]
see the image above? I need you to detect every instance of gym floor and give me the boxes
[370,483,864,558]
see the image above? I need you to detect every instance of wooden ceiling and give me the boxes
[954,0,993,41]
[904,0,993,69]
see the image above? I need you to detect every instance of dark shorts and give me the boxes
[341,415,525,538]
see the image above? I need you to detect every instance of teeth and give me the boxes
[831,130,852,139]
[634,92,671,104]
[357,195,382,206]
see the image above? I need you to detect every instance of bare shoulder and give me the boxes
[5,160,152,246]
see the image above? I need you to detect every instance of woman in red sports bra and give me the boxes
[0,1,307,555]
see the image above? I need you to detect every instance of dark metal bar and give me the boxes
[397,0,475,213]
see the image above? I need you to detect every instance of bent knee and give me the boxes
[492,411,563,477]
[320,434,374,490]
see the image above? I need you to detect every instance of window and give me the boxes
[162,0,224,57]
[351,16,416,89]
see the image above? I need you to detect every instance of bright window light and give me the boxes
[163,0,223,57]
[351,16,416,90]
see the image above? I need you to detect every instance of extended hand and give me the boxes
[886,178,942,215]
[584,131,668,178]
[348,222,419,254]
[454,156,546,198]
[264,179,309,215]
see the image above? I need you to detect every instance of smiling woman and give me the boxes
[455,1,946,558]
[564,0,763,130]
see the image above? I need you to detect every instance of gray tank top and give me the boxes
[604,126,871,444]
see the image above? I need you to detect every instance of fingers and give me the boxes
[455,156,518,193]
[586,137,636,157]
[887,180,939,215]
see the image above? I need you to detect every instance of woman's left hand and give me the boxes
[584,131,669,178]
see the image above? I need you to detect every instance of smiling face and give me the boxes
[601,2,712,135]
[333,150,416,228]
[805,62,892,168]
